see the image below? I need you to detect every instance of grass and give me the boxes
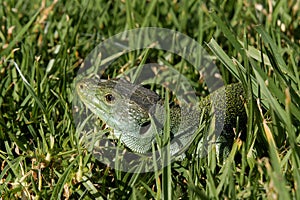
[1,0,300,199]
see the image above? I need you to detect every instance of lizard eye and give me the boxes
[105,93,115,103]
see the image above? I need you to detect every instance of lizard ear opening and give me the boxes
[139,121,151,135]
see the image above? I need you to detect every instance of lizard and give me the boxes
[75,78,246,159]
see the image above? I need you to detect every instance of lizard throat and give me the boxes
[120,134,155,154]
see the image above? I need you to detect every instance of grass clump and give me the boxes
[0,0,299,199]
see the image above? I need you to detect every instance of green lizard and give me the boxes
[76,78,246,158]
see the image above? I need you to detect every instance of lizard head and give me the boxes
[76,78,164,153]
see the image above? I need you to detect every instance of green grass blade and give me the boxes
[50,158,78,200]
[0,9,41,57]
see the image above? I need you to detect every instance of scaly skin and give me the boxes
[76,78,246,157]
